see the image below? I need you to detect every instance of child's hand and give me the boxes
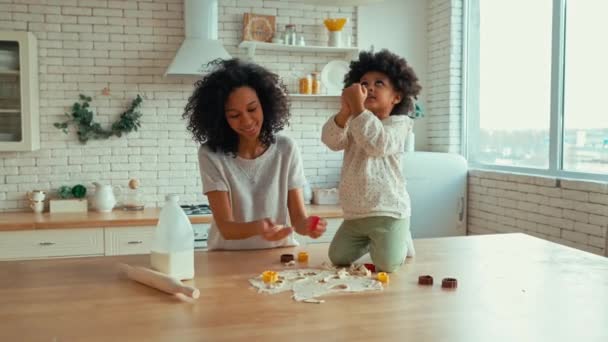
[258,218,293,241]
[295,216,327,239]
[334,95,352,128]
[339,95,351,116]
[343,83,367,116]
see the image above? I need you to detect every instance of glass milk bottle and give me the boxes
[150,194,195,280]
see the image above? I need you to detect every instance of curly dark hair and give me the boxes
[344,49,422,115]
[183,58,290,155]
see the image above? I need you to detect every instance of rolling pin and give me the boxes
[119,263,200,299]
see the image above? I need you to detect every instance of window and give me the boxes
[465,0,608,180]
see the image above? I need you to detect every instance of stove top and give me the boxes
[180,204,212,216]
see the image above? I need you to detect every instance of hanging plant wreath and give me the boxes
[54,94,143,143]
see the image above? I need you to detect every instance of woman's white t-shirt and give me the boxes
[198,135,305,250]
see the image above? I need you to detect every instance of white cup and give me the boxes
[30,201,44,213]
[27,190,46,202]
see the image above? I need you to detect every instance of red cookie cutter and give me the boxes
[363,263,376,273]
[309,216,320,231]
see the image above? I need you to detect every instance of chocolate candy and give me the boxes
[441,277,458,289]
[418,275,434,285]
[280,254,294,263]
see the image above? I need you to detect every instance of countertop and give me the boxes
[0,233,606,341]
[0,204,343,231]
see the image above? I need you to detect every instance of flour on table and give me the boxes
[249,263,383,303]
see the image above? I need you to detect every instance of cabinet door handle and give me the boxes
[38,242,55,246]
[127,240,143,245]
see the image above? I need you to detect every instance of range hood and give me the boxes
[165,0,231,77]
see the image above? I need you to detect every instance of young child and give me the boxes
[182,59,327,250]
[321,49,422,272]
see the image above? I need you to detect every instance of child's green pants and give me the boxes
[328,216,411,273]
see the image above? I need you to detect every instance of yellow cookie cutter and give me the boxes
[377,272,390,284]
[297,251,309,263]
[262,270,278,284]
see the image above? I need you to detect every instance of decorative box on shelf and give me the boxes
[50,199,88,213]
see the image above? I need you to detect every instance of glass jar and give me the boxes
[284,24,296,45]
[122,178,144,210]
[311,72,321,95]
[123,188,144,210]
[299,74,312,94]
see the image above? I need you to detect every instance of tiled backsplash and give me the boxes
[0,0,358,211]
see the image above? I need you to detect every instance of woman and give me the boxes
[183,59,327,250]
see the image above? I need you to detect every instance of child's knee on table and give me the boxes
[374,261,400,273]
[373,249,407,273]
[328,244,355,266]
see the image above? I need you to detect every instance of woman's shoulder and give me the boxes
[198,144,225,163]
[274,134,299,152]
[198,143,213,156]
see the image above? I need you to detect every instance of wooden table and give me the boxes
[1,233,607,341]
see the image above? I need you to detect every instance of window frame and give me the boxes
[463,0,607,182]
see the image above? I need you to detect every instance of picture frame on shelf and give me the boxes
[242,13,276,43]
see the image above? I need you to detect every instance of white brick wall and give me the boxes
[426,0,462,153]
[468,170,608,256]
[0,0,356,211]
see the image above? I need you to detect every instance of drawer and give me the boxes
[0,228,104,260]
[300,218,342,245]
[104,226,155,256]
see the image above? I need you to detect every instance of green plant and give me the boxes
[71,184,87,199]
[57,186,72,199]
[57,184,87,199]
[54,94,143,143]
[409,100,424,120]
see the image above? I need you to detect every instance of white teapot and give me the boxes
[92,182,121,213]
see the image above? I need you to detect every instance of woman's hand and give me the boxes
[342,83,367,116]
[294,216,327,239]
[257,218,294,241]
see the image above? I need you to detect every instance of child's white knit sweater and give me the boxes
[321,110,413,220]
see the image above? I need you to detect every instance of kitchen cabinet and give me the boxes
[0,31,39,151]
[104,226,155,256]
[0,228,104,260]
[0,206,343,260]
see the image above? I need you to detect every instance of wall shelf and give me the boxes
[238,41,358,60]
[289,94,340,98]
